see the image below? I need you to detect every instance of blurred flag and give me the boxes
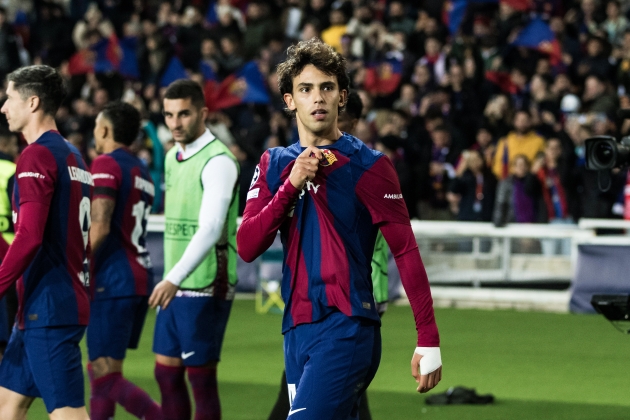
[511,18,561,65]
[68,50,95,75]
[119,36,140,79]
[443,0,499,34]
[160,56,189,88]
[364,54,403,96]
[204,61,270,111]
[92,34,121,74]
[205,1,218,25]
[484,70,518,94]
[200,61,217,82]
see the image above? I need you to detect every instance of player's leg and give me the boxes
[0,387,34,420]
[180,296,233,420]
[285,313,381,420]
[88,297,161,420]
[48,406,90,420]
[153,298,191,420]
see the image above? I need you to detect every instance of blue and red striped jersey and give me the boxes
[239,134,439,346]
[90,148,154,299]
[11,131,92,329]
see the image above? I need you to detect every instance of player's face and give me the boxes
[1,81,31,133]
[284,64,347,137]
[163,98,208,145]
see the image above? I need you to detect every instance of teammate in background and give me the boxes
[148,80,239,420]
[87,101,161,420]
[267,91,390,420]
[0,65,92,420]
[238,38,442,420]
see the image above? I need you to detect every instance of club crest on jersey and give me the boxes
[318,149,337,167]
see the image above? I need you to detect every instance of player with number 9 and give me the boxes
[0,65,91,419]
[87,101,160,420]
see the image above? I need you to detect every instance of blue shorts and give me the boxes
[284,312,381,420]
[87,296,149,361]
[153,295,232,366]
[0,325,86,413]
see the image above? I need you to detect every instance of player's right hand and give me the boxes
[289,146,323,190]
[148,280,179,309]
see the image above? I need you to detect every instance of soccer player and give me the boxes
[0,65,92,420]
[87,101,161,420]
[238,38,442,419]
[267,91,390,420]
[148,79,239,420]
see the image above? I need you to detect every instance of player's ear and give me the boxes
[339,89,348,108]
[29,96,40,113]
[200,106,209,122]
[283,93,296,111]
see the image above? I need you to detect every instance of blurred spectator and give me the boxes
[0,7,21,82]
[321,7,348,53]
[492,110,546,180]
[493,154,542,226]
[601,0,628,47]
[533,138,576,254]
[419,125,461,220]
[581,74,618,114]
[577,36,613,80]
[242,1,276,60]
[448,149,497,222]
[387,1,415,36]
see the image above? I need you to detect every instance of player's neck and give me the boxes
[103,142,124,154]
[296,121,342,148]
[22,115,58,144]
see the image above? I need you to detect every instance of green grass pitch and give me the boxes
[27,299,630,419]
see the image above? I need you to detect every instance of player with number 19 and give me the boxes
[0,65,91,419]
[87,101,161,420]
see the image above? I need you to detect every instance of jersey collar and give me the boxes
[292,132,358,156]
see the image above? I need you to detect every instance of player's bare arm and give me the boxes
[289,146,323,190]
[90,197,115,254]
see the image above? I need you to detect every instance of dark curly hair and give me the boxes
[276,37,350,116]
[7,65,66,116]
[101,101,141,147]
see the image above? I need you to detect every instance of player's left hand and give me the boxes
[411,347,442,393]
[149,280,179,309]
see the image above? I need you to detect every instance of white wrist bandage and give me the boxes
[415,347,442,374]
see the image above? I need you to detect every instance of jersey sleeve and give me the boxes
[356,156,440,347]
[237,150,301,263]
[90,155,121,199]
[15,144,57,205]
[355,156,410,225]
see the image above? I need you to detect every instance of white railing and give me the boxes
[148,216,620,285]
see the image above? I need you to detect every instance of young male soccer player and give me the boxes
[87,101,161,420]
[267,91,390,420]
[238,38,442,419]
[149,79,239,420]
[0,65,92,420]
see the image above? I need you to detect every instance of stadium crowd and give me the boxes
[0,0,628,224]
